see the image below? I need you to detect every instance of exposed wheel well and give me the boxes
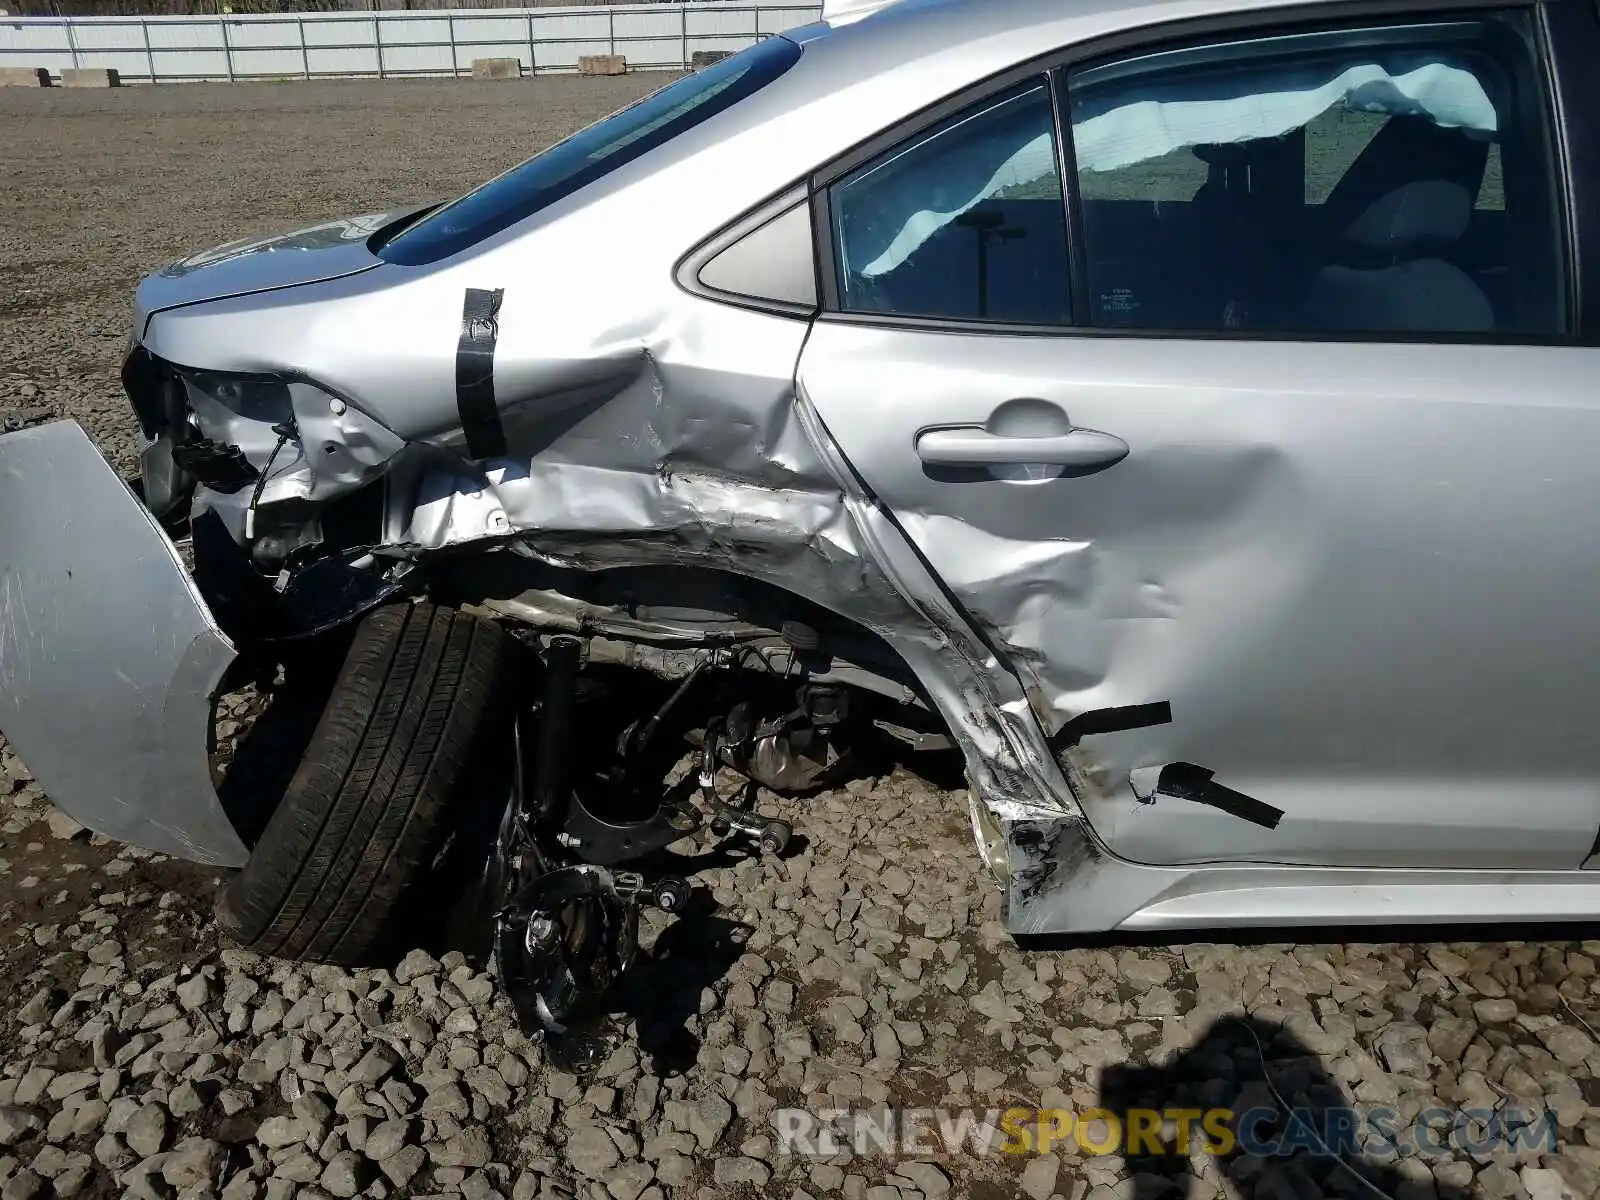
[423,552,954,743]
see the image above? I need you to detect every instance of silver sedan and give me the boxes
[3,0,1598,1010]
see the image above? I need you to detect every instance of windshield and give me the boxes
[378,38,802,266]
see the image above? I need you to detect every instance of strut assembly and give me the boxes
[491,635,845,1035]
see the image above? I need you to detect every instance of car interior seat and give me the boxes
[1303,114,1494,332]
[1188,135,1305,329]
[1305,179,1495,331]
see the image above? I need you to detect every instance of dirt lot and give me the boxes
[0,76,665,472]
[2,78,1600,1200]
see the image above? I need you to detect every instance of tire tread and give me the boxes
[216,601,510,964]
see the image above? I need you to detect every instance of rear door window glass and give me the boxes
[1065,11,1565,336]
[379,37,802,266]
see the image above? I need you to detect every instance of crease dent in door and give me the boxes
[895,437,1307,768]
[375,302,1082,855]
[790,322,1315,817]
[885,429,1309,933]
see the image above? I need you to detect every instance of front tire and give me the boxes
[216,600,513,964]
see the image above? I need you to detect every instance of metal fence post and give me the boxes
[299,16,310,79]
[219,16,234,83]
[527,12,535,76]
[374,13,384,79]
[63,18,79,70]
[680,4,687,69]
[446,12,456,77]
[141,18,155,83]
[607,8,615,58]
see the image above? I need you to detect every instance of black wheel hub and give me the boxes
[494,861,637,1034]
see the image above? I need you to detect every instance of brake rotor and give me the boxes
[494,862,638,1035]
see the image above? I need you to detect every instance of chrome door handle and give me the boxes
[915,426,1129,469]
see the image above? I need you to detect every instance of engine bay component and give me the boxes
[476,630,928,1036]
[487,636,832,1032]
[714,684,852,794]
[170,437,258,491]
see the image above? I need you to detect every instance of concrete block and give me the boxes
[470,57,521,80]
[60,68,121,88]
[690,50,731,70]
[578,54,626,77]
[0,67,50,87]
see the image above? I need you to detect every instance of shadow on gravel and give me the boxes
[1098,1015,1477,1200]
[614,896,754,1076]
[540,891,753,1077]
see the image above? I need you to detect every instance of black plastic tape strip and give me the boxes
[1156,762,1283,830]
[1051,700,1173,751]
[456,287,507,459]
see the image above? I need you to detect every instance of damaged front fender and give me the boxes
[0,421,247,867]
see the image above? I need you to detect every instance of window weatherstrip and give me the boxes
[1536,0,1589,341]
[1048,68,1092,328]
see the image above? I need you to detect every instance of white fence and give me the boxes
[0,1,822,81]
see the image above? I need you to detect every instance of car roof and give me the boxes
[762,0,1334,154]
[481,0,1509,271]
[762,0,1492,168]
[802,0,1486,65]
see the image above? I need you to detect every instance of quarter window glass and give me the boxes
[1066,12,1564,335]
[829,82,1071,324]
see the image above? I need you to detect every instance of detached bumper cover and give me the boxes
[0,421,247,867]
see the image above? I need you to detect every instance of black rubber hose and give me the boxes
[243,419,297,543]
[626,657,709,765]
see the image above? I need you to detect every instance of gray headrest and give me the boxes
[1344,180,1472,252]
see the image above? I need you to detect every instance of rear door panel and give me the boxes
[798,322,1600,869]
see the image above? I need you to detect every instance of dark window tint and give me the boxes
[1066,11,1565,336]
[828,82,1071,324]
[379,38,801,266]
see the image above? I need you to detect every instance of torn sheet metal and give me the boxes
[24,0,1598,939]
[0,421,247,867]
[182,375,406,548]
[131,241,1091,890]
[800,312,1600,881]
[385,296,1077,829]
[122,187,1098,917]
[139,239,1073,828]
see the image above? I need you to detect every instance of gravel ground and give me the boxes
[3,78,1600,1200]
